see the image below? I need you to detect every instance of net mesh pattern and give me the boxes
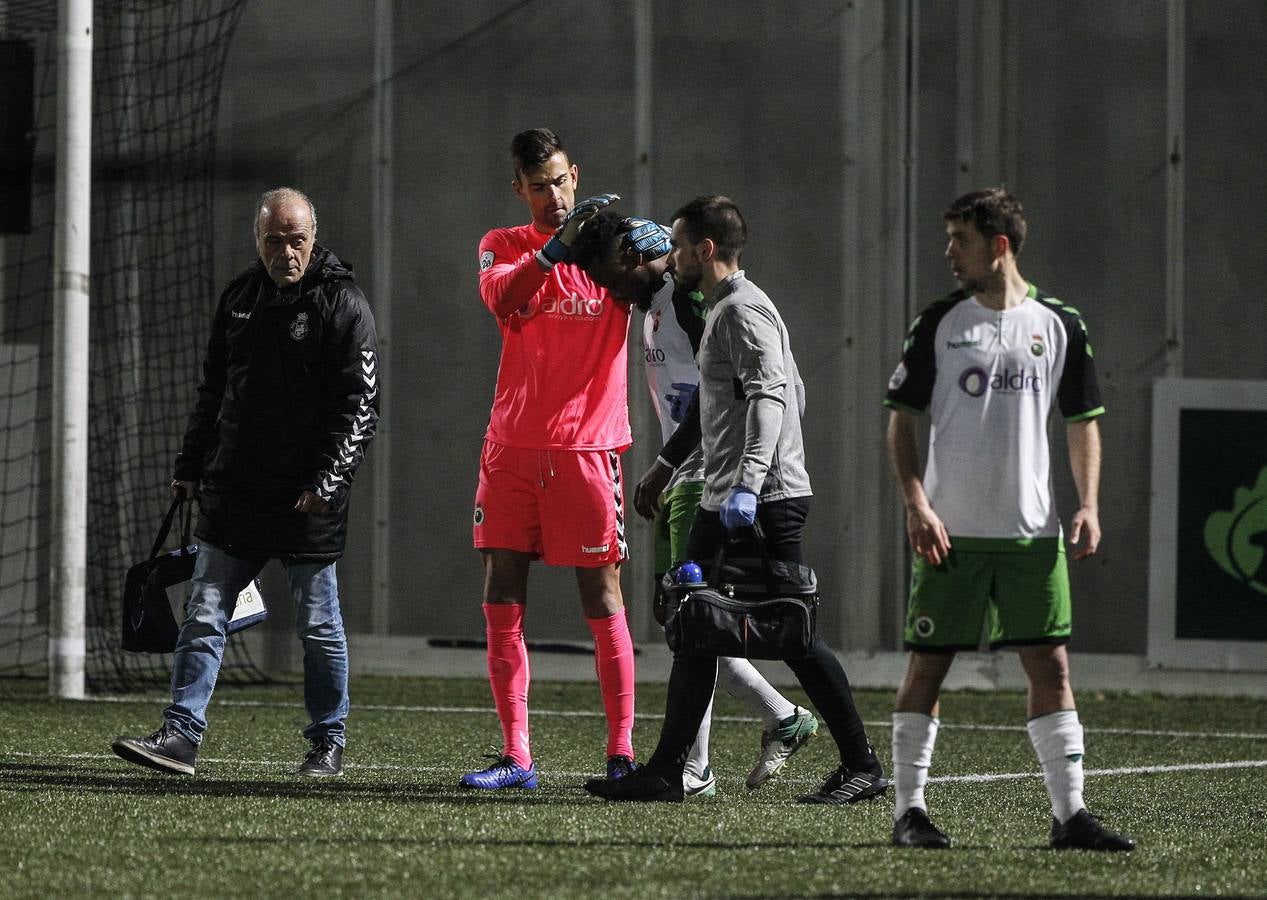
[0,0,266,690]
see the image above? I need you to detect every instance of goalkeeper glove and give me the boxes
[622,217,671,261]
[541,192,620,265]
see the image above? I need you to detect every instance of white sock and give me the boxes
[717,656,795,728]
[683,693,715,781]
[892,711,939,820]
[1027,709,1086,823]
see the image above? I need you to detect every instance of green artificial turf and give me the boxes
[1,676,1264,898]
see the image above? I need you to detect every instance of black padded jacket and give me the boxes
[173,245,379,561]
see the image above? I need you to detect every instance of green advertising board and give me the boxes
[1149,379,1267,670]
[1177,410,1267,641]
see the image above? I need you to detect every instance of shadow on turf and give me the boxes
[2,760,728,810]
[0,760,578,804]
[4,762,1202,877]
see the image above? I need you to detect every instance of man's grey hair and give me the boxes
[253,187,317,239]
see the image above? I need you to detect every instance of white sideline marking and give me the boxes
[930,758,1267,784]
[907,722,1267,741]
[90,694,1267,742]
[8,751,1267,784]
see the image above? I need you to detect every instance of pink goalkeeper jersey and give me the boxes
[478,222,632,451]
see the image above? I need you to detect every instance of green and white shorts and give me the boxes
[904,536,1071,652]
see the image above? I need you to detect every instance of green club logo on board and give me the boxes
[1203,466,1267,597]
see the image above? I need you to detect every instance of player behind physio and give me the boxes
[464,128,636,790]
[884,187,1134,851]
[571,211,819,797]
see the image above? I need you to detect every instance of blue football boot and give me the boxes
[459,755,538,790]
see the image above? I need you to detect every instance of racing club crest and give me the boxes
[289,312,309,342]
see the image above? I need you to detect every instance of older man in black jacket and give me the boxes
[112,187,379,778]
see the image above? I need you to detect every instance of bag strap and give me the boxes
[708,541,726,582]
[179,497,193,548]
[748,520,775,567]
[148,497,188,560]
[747,520,785,594]
[708,518,781,592]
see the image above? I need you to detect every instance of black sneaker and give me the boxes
[298,739,344,777]
[584,767,684,802]
[1050,809,1135,852]
[796,766,889,805]
[892,807,951,849]
[111,723,197,775]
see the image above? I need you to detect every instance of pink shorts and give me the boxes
[473,440,628,567]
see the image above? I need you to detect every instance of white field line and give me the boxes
[90,694,1267,742]
[7,750,1267,785]
[929,758,1267,785]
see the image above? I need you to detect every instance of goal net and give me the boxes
[0,0,268,690]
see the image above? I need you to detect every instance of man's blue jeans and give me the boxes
[165,541,349,747]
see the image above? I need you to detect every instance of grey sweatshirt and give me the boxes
[697,270,812,511]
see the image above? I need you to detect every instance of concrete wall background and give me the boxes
[207,1,1267,658]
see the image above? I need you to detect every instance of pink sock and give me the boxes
[484,603,531,768]
[587,610,636,760]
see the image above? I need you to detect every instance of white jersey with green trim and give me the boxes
[643,276,705,489]
[884,284,1104,540]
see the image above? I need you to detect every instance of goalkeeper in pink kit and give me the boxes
[463,128,637,789]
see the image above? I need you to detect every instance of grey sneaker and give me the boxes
[746,706,818,789]
[683,766,717,799]
[298,739,344,777]
[111,723,197,775]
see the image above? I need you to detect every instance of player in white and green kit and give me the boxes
[884,189,1133,852]
[573,211,819,796]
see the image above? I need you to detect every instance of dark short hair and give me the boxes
[943,188,1026,256]
[510,128,568,179]
[670,195,746,263]
[570,210,626,270]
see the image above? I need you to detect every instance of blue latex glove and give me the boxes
[622,217,671,261]
[719,487,758,530]
[541,192,621,264]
